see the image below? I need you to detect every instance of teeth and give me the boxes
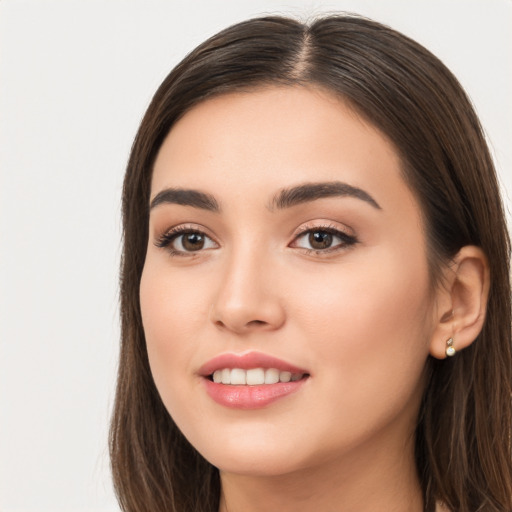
[279,371,292,383]
[211,368,304,385]
[265,368,279,384]
[246,368,265,385]
[230,368,246,385]
[221,368,231,384]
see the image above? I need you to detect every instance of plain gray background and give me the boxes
[1,1,511,510]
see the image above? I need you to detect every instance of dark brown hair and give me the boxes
[110,14,512,512]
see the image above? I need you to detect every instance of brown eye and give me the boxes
[181,232,205,251]
[308,231,333,250]
[156,229,218,254]
[291,227,357,253]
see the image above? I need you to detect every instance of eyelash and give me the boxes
[291,223,358,255]
[155,225,217,257]
[155,223,358,257]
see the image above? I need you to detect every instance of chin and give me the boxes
[182,428,286,474]
[190,428,323,478]
[212,452,306,478]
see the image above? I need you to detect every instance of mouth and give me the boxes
[199,352,310,409]
[208,368,308,385]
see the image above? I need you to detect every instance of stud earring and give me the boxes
[445,337,456,357]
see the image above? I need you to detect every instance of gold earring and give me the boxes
[445,337,456,357]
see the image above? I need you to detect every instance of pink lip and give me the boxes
[203,379,307,409]
[198,351,308,376]
[199,351,310,410]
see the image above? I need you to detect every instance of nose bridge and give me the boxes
[211,239,284,333]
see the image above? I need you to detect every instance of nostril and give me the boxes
[213,318,268,332]
[247,320,267,327]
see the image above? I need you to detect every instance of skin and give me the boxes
[140,86,487,512]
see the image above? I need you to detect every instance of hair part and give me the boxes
[110,14,512,512]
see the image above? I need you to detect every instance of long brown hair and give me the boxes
[110,14,512,511]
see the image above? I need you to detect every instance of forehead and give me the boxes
[151,85,411,214]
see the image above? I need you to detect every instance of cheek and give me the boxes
[289,246,434,415]
[139,258,212,398]
[294,252,432,341]
[140,252,217,335]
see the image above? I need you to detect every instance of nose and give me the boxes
[210,248,286,335]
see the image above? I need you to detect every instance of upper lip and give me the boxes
[198,351,309,377]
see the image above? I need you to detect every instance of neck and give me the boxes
[218,428,423,512]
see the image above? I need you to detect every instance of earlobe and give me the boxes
[429,246,490,360]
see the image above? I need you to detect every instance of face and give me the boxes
[140,86,438,477]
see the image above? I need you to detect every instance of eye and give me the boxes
[173,231,217,252]
[291,226,357,253]
[155,227,218,255]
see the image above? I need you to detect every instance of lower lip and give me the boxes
[203,378,307,409]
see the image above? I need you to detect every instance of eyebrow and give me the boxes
[270,181,381,210]
[149,181,381,213]
[150,188,220,212]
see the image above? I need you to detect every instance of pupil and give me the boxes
[183,233,204,251]
[309,231,332,249]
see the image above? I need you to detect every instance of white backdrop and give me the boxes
[0,1,510,510]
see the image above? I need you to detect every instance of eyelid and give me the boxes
[154,223,219,254]
[153,220,357,257]
[290,220,355,239]
[289,222,358,253]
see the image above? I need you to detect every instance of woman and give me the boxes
[109,14,512,512]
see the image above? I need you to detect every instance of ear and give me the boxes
[429,246,490,359]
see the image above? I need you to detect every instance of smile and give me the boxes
[200,351,310,409]
[211,368,305,385]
